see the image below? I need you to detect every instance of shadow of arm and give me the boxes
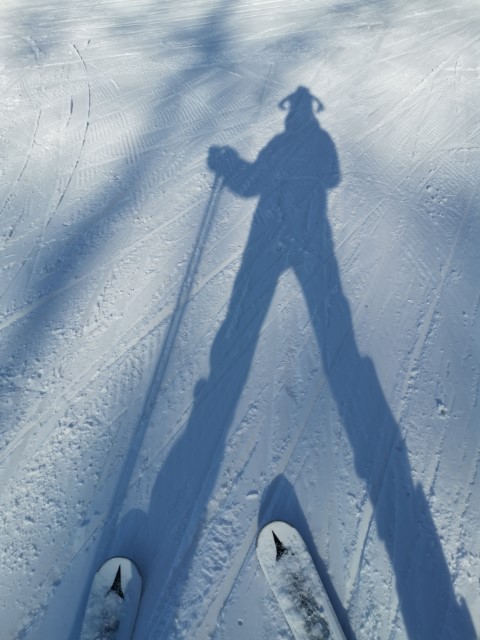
[208,144,267,197]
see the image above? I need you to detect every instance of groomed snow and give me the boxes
[0,1,479,638]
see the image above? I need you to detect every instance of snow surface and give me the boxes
[0,0,479,638]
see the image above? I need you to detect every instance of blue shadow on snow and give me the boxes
[117,87,475,639]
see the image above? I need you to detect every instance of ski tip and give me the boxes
[256,519,296,550]
[93,557,142,595]
[256,519,293,539]
[80,557,142,640]
[109,565,125,599]
[271,530,289,561]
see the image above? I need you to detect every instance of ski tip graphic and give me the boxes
[110,565,125,600]
[272,530,289,561]
[256,520,295,554]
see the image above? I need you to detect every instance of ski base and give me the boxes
[256,521,345,640]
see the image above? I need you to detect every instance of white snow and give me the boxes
[0,0,479,638]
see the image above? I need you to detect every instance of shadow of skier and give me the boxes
[119,86,475,638]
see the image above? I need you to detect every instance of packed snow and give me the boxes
[0,0,479,638]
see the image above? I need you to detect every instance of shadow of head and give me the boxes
[280,85,324,131]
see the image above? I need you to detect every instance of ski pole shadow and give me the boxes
[113,86,474,638]
[259,474,356,639]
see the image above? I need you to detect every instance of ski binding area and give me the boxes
[79,558,141,640]
[257,521,346,640]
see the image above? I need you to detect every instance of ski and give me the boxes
[256,521,345,640]
[79,557,142,640]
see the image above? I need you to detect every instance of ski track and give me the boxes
[345,182,479,608]
[0,188,381,486]
[44,43,91,229]
[0,0,479,638]
[0,107,41,224]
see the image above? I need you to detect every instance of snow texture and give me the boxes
[0,0,479,638]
